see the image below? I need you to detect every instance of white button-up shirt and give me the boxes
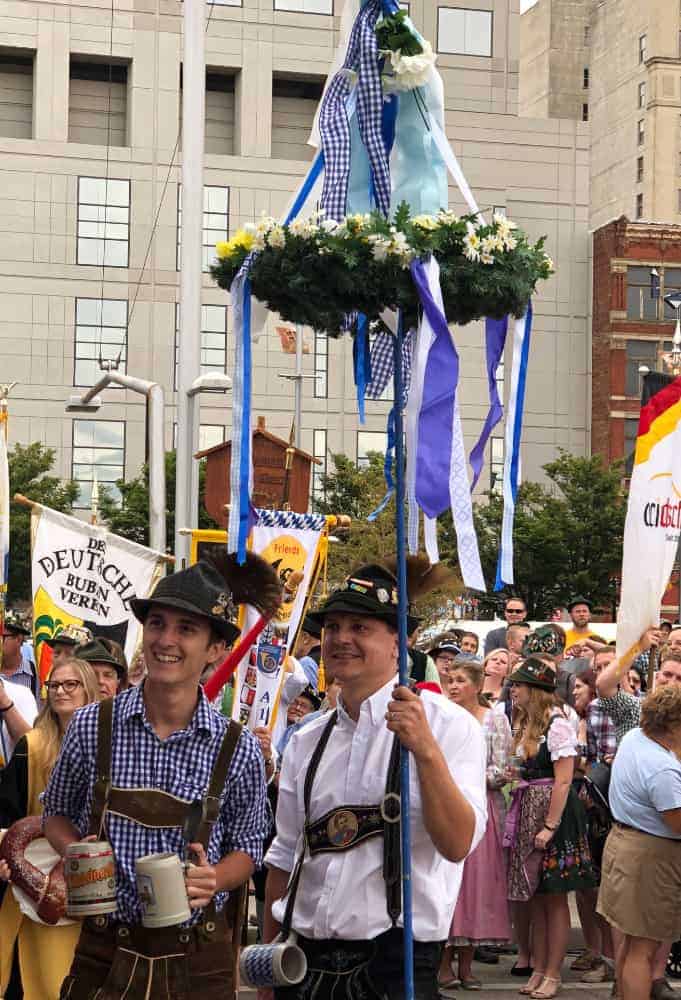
[266,676,487,942]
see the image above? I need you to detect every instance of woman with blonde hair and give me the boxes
[0,657,99,999]
[505,657,596,999]
[438,656,513,989]
[482,648,512,705]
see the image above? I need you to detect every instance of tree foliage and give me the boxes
[98,450,217,553]
[314,451,462,618]
[9,443,79,603]
[440,451,625,619]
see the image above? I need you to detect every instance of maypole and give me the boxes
[211,1,553,990]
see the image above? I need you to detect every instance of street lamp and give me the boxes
[66,372,166,555]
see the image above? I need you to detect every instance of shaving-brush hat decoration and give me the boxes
[130,551,282,646]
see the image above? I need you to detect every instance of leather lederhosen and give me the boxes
[60,698,245,1000]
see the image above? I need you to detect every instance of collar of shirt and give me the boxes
[337,674,397,730]
[118,681,217,739]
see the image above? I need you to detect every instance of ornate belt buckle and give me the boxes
[326,809,359,847]
[380,792,401,824]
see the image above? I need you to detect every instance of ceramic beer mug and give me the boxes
[240,932,308,988]
[65,840,117,917]
[136,852,191,928]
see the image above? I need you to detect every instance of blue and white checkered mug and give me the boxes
[239,932,307,987]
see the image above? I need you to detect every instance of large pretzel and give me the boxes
[0,816,66,924]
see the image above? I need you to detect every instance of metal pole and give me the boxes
[392,315,414,1000]
[294,323,304,449]
[73,373,166,555]
[175,0,206,567]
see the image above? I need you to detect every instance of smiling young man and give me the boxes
[261,561,487,1000]
[42,556,280,999]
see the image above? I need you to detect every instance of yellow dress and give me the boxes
[0,729,82,999]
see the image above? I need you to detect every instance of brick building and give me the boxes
[592,215,681,615]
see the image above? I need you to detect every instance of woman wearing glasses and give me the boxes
[0,657,99,1000]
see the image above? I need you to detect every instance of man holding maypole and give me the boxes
[262,559,487,999]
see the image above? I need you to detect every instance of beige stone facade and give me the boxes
[0,0,589,517]
[518,0,590,122]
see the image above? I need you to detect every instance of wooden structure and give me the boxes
[196,416,319,526]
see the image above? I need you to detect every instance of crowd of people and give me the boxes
[0,570,680,1000]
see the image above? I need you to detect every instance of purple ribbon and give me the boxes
[410,258,458,519]
[469,316,508,491]
[503,777,554,849]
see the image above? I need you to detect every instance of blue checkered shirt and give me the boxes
[43,684,269,926]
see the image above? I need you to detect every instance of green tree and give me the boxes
[314,451,462,618]
[98,450,217,552]
[9,443,79,602]
[441,451,625,618]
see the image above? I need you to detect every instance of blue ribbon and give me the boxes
[495,303,533,590]
[284,151,325,226]
[237,278,253,564]
[410,257,458,518]
[367,406,396,521]
[469,316,508,491]
[353,314,372,423]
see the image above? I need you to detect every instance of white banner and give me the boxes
[617,375,681,663]
[232,516,325,731]
[31,506,165,670]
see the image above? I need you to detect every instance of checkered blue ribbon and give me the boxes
[319,0,390,220]
[254,509,327,531]
[366,328,413,403]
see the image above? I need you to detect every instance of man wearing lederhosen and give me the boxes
[42,554,281,999]
[261,559,487,1000]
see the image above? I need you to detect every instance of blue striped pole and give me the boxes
[392,313,415,999]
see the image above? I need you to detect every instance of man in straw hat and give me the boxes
[261,557,487,1000]
[42,552,281,999]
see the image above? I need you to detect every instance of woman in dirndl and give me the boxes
[505,657,596,1000]
[438,656,513,990]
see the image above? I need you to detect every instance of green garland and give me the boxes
[210,204,553,336]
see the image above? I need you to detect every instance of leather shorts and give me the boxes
[59,912,234,1000]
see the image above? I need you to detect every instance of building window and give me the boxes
[205,72,235,155]
[677,189,681,214]
[72,419,125,508]
[174,304,228,390]
[77,177,130,267]
[582,103,589,122]
[583,67,589,89]
[312,428,327,505]
[637,156,644,183]
[74,298,127,387]
[638,81,646,108]
[177,185,229,272]
[69,61,127,147]
[199,425,226,450]
[625,340,658,395]
[637,119,645,145]
[313,329,328,399]
[583,24,590,46]
[626,266,658,320]
[271,76,325,161]
[437,8,493,57]
[357,430,386,468]
[624,417,639,469]
[274,0,332,13]
[662,269,681,316]
[639,33,647,63]
[0,52,33,140]
[490,437,504,492]
[636,192,643,218]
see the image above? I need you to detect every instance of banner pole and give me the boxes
[392,314,414,1000]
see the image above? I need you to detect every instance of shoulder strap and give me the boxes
[89,698,114,837]
[281,710,338,936]
[195,720,243,850]
[382,733,402,926]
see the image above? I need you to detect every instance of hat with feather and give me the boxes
[130,551,282,645]
[306,555,452,635]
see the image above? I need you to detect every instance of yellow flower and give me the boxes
[215,229,255,260]
[412,215,438,230]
